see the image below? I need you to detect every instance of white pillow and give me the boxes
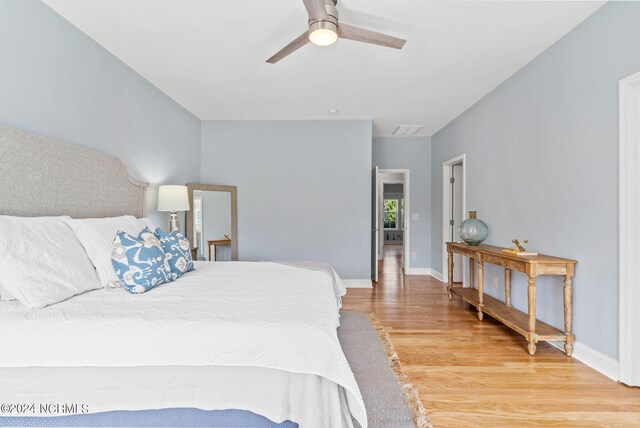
[0,216,102,309]
[61,216,142,288]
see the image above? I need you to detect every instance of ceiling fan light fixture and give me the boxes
[308,21,338,46]
[266,0,406,63]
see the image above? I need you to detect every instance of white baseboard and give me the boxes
[343,279,373,289]
[406,267,431,276]
[549,341,619,381]
[404,267,446,282]
[430,270,444,282]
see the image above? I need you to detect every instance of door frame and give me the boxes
[371,166,379,282]
[378,169,411,272]
[442,154,466,285]
[619,70,640,386]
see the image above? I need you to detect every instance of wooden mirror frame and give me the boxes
[185,183,238,261]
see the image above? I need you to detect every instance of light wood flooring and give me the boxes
[342,244,640,427]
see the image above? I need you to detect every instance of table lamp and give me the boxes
[157,185,190,232]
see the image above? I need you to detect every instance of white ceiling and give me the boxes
[43,0,605,136]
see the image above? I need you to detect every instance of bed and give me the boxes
[0,125,367,428]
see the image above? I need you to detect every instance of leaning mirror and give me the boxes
[185,184,238,261]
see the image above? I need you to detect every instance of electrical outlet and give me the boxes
[493,277,499,288]
[411,252,417,260]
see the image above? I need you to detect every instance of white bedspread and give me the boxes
[0,366,353,427]
[0,261,365,427]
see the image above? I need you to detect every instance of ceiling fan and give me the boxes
[266,0,406,64]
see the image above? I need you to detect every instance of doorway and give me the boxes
[371,169,410,281]
[382,182,405,277]
[442,154,466,285]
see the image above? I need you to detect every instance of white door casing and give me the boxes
[378,169,411,272]
[619,70,640,386]
[371,166,379,282]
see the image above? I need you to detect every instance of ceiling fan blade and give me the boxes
[302,0,328,20]
[266,32,310,64]
[338,23,406,50]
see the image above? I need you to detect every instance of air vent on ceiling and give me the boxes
[393,125,423,136]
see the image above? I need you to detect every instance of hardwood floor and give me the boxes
[342,245,640,427]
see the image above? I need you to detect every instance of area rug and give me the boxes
[338,311,432,428]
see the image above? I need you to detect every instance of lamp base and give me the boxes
[168,212,180,232]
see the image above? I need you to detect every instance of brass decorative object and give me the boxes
[502,239,538,256]
[510,239,528,252]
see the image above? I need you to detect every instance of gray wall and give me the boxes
[201,120,372,279]
[0,0,201,227]
[431,2,640,359]
[374,137,432,270]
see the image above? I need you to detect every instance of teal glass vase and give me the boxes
[459,211,488,246]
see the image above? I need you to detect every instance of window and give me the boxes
[384,199,398,229]
[384,197,405,230]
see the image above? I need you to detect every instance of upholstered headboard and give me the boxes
[0,125,148,218]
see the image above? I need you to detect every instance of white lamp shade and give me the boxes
[157,185,190,212]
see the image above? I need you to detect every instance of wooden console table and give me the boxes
[447,242,577,356]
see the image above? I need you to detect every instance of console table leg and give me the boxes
[447,249,453,300]
[527,276,537,355]
[477,258,484,321]
[504,268,512,307]
[469,257,474,288]
[564,274,574,356]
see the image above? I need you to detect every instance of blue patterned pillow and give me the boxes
[111,227,173,294]
[154,227,195,280]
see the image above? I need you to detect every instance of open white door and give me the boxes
[442,155,466,284]
[452,164,464,283]
[371,166,379,282]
